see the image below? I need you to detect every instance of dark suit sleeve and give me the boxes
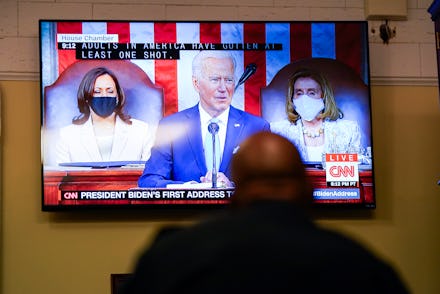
[138,146,184,188]
[138,107,205,187]
[248,110,270,132]
[137,116,186,188]
[261,120,270,131]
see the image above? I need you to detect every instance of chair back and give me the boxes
[261,58,371,147]
[44,59,164,129]
[42,60,163,165]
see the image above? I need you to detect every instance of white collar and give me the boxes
[199,104,230,126]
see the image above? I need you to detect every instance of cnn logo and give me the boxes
[329,166,355,177]
[63,192,78,199]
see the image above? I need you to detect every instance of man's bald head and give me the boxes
[231,132,313,208]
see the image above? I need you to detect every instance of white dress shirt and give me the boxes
[199,104,230,162]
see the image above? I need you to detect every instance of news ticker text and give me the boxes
[62,189,234,200]
[61,188,360,201]
[57,42,283,60]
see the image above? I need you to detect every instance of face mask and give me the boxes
[89,96,118,118]
[293,95,324,121]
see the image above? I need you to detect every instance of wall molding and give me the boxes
[0,71,438,87]
[0,72,40,81]
[370,76,439,86]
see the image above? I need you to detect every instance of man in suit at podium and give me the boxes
[138,50,269,188]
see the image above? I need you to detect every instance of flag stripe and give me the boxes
[176,22,200,111]
[244,23,266,115]
[266,23,290,85]
[290,23,311,62]
[311,23,336,59]
[221,23,244,110]
[57,22,82,74]
[200,22,221,43]
[83,22,106,34]
[129,22,155,82]
[108,22,130,43]
[51,21,367,116]
[154,23,178,116]
[335,23,362,75]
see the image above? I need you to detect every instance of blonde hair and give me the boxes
[286,68,343,124]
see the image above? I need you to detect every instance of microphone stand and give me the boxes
[208,121,220,188]
[211,131,217,188]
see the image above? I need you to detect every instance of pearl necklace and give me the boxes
[303,126,324,138]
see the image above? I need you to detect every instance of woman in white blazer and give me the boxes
[270,68,361,163]
[56,67,155,164]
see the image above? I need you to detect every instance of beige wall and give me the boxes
[1,81,439,294]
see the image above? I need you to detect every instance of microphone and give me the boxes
[208,121,220,188]
[234,63,257,90]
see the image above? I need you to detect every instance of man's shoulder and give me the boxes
[159,105,198,123]
[230,106,257,118]
[230,106,269,125]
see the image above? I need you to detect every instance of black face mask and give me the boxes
[89,96,118,118]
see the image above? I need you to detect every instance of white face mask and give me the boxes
[293,95,324,121]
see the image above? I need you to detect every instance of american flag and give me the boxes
[51,21,368,117]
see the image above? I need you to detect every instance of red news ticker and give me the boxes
[325,153,358,162]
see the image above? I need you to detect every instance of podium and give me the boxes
[43,167,374,208]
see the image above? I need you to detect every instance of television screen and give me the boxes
[40,20,375,210]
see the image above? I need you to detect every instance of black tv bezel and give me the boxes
[39,19,376,211]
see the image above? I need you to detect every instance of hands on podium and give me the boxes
[200,171,233,188]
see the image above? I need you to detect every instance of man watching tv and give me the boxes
[125,132,409,294]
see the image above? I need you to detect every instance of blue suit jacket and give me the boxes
[138,105,270,187]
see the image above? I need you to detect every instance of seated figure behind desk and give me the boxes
[55,67,155,164]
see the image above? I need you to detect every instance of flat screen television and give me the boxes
[40,20,375,210]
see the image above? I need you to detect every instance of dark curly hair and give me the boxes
[72,67,132,125]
